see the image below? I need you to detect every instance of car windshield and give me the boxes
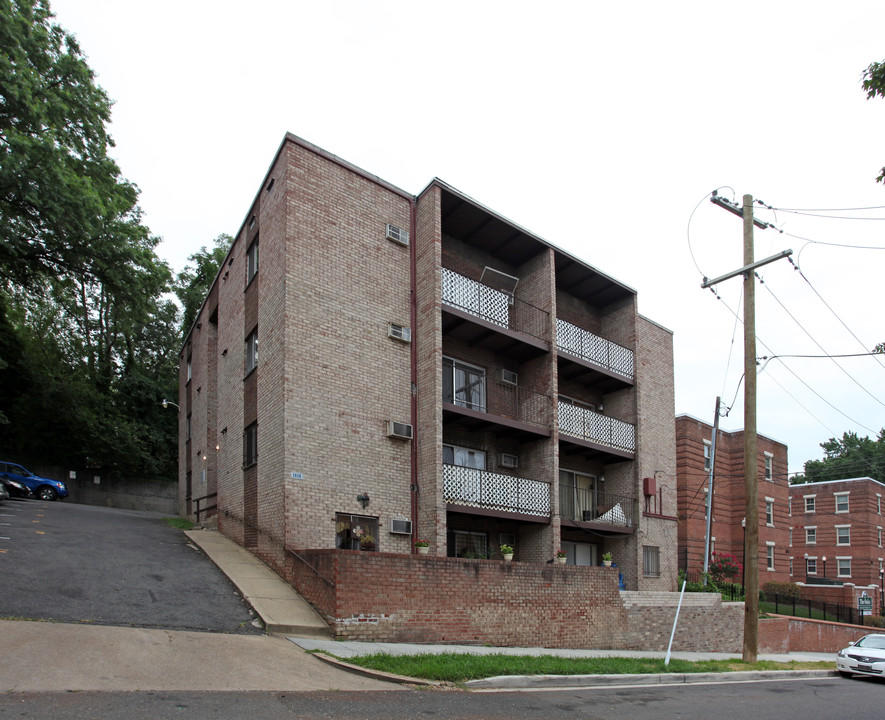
[856,635,885,650]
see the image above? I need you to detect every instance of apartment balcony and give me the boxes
[444,463,551,521]
[443,378,552,440]
[441,268,550,361]
[558,400,635,461]
[559,484,635,535]
[556,318,634,392]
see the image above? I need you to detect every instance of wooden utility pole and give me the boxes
[742,195,759,663]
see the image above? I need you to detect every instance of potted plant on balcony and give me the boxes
[602,552,613,567]
[359,534,376,551]
[555,549,567,564]
[414,539,429,555]
[500,544,514,562]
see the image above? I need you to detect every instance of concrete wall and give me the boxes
[60,473,177,514]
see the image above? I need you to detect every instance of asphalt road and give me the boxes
[1,676,883,719]
[0,498,261,633]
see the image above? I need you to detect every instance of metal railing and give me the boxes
[556,318,634,380]
[559,485,634,527]
[441,268,549,341]
[558,400,635,453]
[443,464,551,517]
[193,492,217,523]
[445,379,551,430]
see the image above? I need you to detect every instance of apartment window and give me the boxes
[879,527,883,548]
[703,440,712,472]
[560,469,596,522]
[246,238,259,286]
[449,530,489,559]
[789,527,793,547]
[443,444,486,470]
[187,357,193,383]
[805,527,816,544]
[335,514,378,551]
[764,453,773,481]
[643,546,661,577]
[878,495,882,514]
[837,558,851,577]
[442,356,486,411]
[765,499,774,526]
[243,422,257,468]
[836,525,851,546]
[789,557,794,576]
[245,328,258,375]
[766,543,775,570]
[804,495,816,513]
[835,492,850,513]
[806,557,817,575]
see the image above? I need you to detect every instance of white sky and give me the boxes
[50,0,885,474]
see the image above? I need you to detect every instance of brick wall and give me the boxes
[758,616,873,653]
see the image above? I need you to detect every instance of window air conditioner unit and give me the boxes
[501,369,518,385]
[390,519,412,535]
[387,421,413,440]
[500,453,519,469]
[386,224,409,246]
[387,323,411,342]
[582,510,595,522]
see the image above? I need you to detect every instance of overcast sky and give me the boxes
[50,0,885,475]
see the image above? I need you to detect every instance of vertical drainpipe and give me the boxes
[409,197,419,552]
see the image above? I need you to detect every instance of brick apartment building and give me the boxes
[789,477,885,590]
[178,133,679,602]
[676,415,790,585]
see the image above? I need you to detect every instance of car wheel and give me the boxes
[37,486,57,501]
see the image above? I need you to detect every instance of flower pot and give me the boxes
[603,560,612,567]
[416,546,429,555]
[503,553,514,562]
[557,556,567,564]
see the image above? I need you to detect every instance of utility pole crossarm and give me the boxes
[701,250,793,289]
[710,191,774,230]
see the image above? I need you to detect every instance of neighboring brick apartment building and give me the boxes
[178,133,678,594]
[676,415,790,584]
[789,477,885,589]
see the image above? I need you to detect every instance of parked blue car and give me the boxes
[0,462,68,501]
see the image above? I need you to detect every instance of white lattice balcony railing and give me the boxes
[441,268,548,340]
[557,400,635,454]
[555,318,634,380]
[443,464,551,517]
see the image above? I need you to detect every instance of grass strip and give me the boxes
[332,652,832,683]
[165,517,194,530]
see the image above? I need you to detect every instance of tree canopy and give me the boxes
[173,234,232,336]
[796,430,885,484]
[0,0,179,478]
[862,59,885,184]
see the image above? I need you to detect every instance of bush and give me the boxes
[762,581,801,600]
[678,570,720,593]
[864,615,885,628]
[708,552,742,583]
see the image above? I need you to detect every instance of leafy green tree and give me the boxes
[797,430,885,484]
[863,59,885,183]
[174,234,232,336]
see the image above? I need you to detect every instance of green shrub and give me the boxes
[762,581,801,600]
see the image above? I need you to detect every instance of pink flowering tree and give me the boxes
[708,552,742,583]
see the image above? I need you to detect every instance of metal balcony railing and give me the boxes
[441,268,548,341]
[444,379,551,430]
[558,400,635,453]
[556,318,634,380]
[443,464,551,517]
[559,485,634,527]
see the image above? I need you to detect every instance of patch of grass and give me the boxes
[164,517,194,531]
[333,652,833,683]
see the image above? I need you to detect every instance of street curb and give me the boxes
[309,652,443,687]
[465,668,839,689]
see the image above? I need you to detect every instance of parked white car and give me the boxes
[836,633,885,678]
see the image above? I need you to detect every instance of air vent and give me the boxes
[500,453,519,469]
[386,224,409,246]
[501,369,518,385]
[390,519,412,535]
[387,323,411,342]
[387,421,413,440]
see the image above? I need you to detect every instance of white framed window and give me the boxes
[806,556,817,575]
[835,492,850,513]
[766,543,775,570]
[805,526,816,544]
[764,452,773,481]
[443,443,486,470]
[442,356,486,412]
[836,557,851,577]
[245,328,258,375]
[804,495,816,513]
[643,546,661,577]
[246,237,259,285]
[789,557,794,576]
[878,494,882,514]
[765,498,774,526]
[835,525,851,546]
[878,527,883,548]
[789,527,793,547]
[703,440,712,472]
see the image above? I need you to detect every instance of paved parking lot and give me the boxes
[0,499,261,633]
